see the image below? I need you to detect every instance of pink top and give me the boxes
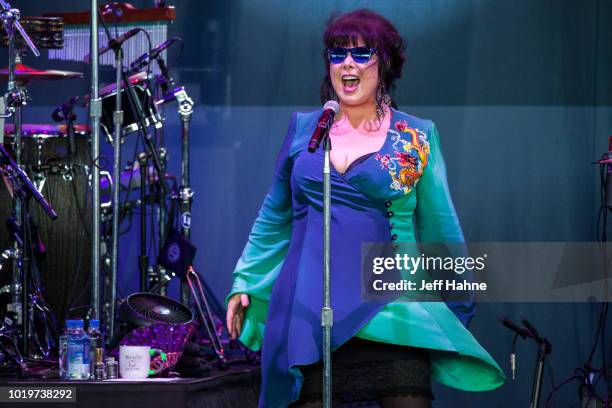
[328,108,391,175]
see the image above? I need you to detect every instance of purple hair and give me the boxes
[320,9,406,109]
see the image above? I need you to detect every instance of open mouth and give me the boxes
[342,75,360,91]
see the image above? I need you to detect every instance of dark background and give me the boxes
[2,0,612,406]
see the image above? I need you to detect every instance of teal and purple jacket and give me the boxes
[227,109,505,407]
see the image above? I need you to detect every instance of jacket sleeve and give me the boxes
[414,121,476,327]
[224,113,297,349]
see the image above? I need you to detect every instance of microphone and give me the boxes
[130,38,179,72]
[521,319,541,341]
[308,100,340,153]
[51,96,79,155]
[51,96,78,123]
[84,28,142,62]
[499,316,530,339]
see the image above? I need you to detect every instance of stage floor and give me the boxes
[0,364,261,408]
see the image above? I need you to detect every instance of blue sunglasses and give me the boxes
[327,47,377,64]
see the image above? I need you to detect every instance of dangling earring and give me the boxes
[382,93,392,107]
[377,82,392,107]
[375,82,391,121]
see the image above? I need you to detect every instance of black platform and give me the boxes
[0,364,261,408]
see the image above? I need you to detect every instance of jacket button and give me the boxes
[389,223,395,230]
[385,201,392,208]
[391,234,398,241]
[386,211,394,218]
[392,244,399,251]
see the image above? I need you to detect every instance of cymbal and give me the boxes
[0,63,83,84]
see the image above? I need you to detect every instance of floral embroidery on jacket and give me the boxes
[375,120,430,194]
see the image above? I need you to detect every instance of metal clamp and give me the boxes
[175,88,194,119]
[89,98,103,118]
[0,0,40,57]
[179,186,194,202]
[112,110,124,127]
[321,307,333,327]
[3,88,27,112]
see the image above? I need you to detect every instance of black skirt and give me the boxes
[291,337,433,404]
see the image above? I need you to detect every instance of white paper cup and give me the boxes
[119,346,151,379]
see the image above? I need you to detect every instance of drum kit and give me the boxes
[0,1,225,372]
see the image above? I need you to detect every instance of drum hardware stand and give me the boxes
[0,144,56,359]
[0,0,41,357]
[0,247,19,271]
[97,13,171,332]
[184,266,226,367]
[100,210,113,338]
[144,84,194,305]
[107,25,126,342]
[148,57,176,299]
[137,151,149,292]
[175,86,194,305]
[134,148,169,293]
[153,146,168,296]
[147,262,225,365]
[88,0,103,326]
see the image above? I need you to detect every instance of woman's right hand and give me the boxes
[226,293,250,340]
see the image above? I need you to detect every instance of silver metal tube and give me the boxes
[89,0,101,319]
[5,8,20,311]
[109,47,123,339]
[3,8,24,349]
[322,136,333,408]
[178,89,194,305]
[0,2,40,355]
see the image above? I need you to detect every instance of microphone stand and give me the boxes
[522,320,552,408]
[500,317,552,408]
[321,134,334,408]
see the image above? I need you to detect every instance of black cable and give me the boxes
[148,197,156,258]
[119,137,141,225]
[168,37,184,69]
[546,373,582,407]
[90,154,109,171]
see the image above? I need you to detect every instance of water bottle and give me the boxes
[87,319,105,380]
[66,319,91,379]
[59,320,75,379]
